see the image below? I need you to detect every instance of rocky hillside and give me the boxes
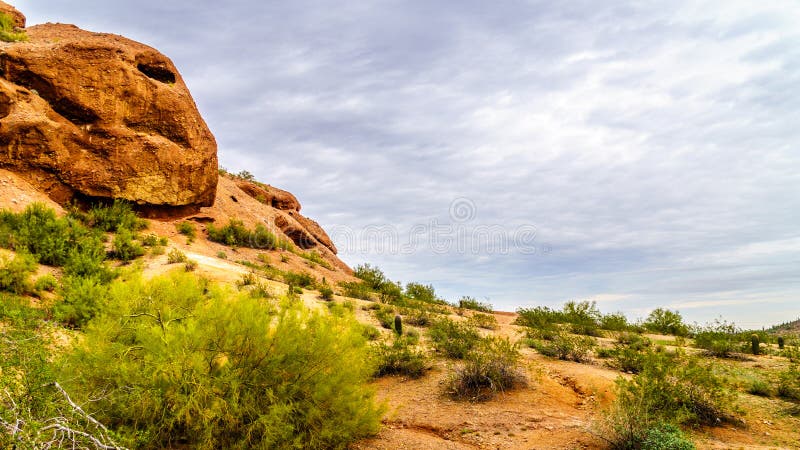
[0,2,349,276]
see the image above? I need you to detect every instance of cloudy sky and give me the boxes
[20,1,800,327]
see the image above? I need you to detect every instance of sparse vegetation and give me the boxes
[427,318,482,359]
[176,220,197,243]
[458,296,493,312]
[528,332,596,362]
[643,308,690,337]
[207,219,291,250]
[374,335,429,379]
[467,312,499,330]
[445,337,526,402]
[0,12,27,42]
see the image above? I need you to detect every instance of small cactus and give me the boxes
[394,314,403,336]
[751,334,760,355]
[778,336,785,350]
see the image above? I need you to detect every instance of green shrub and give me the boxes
[319,284,334,300]
[33,273,58,293]
[0,12,27,42]
[405,282,443,304]
[601,312,631,332]
[693,320,739,357]
[640,423,696,450]
[373,305,396,330]
[207,219,289,250]
[514,306,561,337]
[0,251,37,294]
[458,296,492,312]
[777,365,800,401]
[84,200,146,232]
[600,351,734,449]
[167,248,188,264]
[644,308,689,337]
[529,332,595,362]
[374,336,429,379]
[111,228,145,261]
[445,337,525,402]
[300,250,332,270]
[747,378,773,397]
[467,312,499,330]
[59,272,384,449]
[283,270,315,288]
[216,251,227,259]
[54,276,110,328]
[427,318,482,359]
[176,221,197,243]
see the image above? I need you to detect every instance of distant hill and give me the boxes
[768,317,800,334]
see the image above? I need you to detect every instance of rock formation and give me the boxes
[0,21,218,206]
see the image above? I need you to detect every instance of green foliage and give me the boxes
[83,200,147,232]
[176,221,197,243]
[747,378,772,397]
[373,305,396,330]
[300,250,332,270]
[33,273,58,293]
[601,312,632,332]
[529,332,596,362]
[111,227,145,261]
[466,312,499,330]
[600,351,734,449]
[0,12,27,42]
[53,275,109,328]
[514,306,561,338]
[640,423,696,450]
[374,335,429,379]
[405,282,443,304]
[562,300,601,335]
[458,296,492,312]
[777,365,800,401]
[207,219,289,250]
[445,337,525,402]
[167,248,188,264]
[60,272,384,449]
[0,251,37,294]
[319,284,335,300]
[644,308,689,337]
[427,318,482,359]
[693,320,739,357]
[283,270,315,288]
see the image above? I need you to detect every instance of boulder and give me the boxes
[0,22,218,207]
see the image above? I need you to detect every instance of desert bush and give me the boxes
[427,318,482,359]
[599,351,733,449]
[300,250,332,270]
[693,320,739,357]
[405,282,444,304]
[83,200,147,232]
[467,312,499,330]
[207,219,289,250]
[239,271,258,286]
[319,284,335,300]
[445,337,525,402]
[0,12,27,42]
[601,312,631,332]
[0,251,37,294]
[140,233,161,247]
[514,306,561,337]
[747,378,773,397]
[53,276,109,328]
[529,332,595,362]
[59,272,384,449]
[283,270,315,288]
[111,227,145,261]
[644,308,689,337]
[176,221,197,243]
[777,365,800,401]
[374,335,429,379]
[33,273,58,293]
[373,305,396,330]
[340,280,374,300]
[167,248,188,264]
[458,296,492,312]
[562,300,602,336]
[639,423,696,450]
